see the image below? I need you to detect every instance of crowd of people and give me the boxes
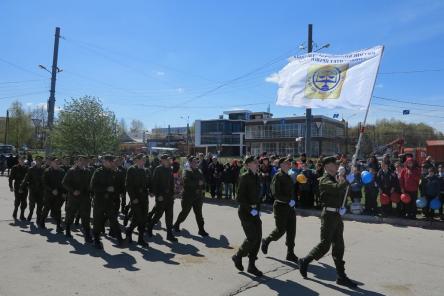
[4,150,443,285]
[197,152,444,221]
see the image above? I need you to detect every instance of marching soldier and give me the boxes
[90,155,123,249]
[173,156,209,236]
[147,154,177,242]
[41,157,66,231]
[298,156,357,288]
[231,156,263,277]
[261,157,298,263]
[62,155,93,243]
[9,156,28,220]
[21,155,45,223]
[125,153,150,248]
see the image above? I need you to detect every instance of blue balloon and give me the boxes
[430,197,442,210]
[416,197,427,208]
[361,171,373,184]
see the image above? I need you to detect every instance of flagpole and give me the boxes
[340,46,384,210]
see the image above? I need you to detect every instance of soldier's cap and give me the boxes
[322,156,338,166]
[244,156,256,164]
[160,154,169,160]
[278,157,291,166]
[102,154,115,161]
[134,153,145,160]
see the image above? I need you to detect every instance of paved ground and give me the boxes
[0,175,443,296]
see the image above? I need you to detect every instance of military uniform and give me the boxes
[90,164,123,248]
[147,163,176,241]
[125,163,150,246]
[115,164,127,213]
[62,165,92,242]
[232,160,263,276]
[41,165,66,230]
[9,163,28,220]
[298,156,357,288]
[262,166,298,262]
[21,163,45,223]
[174,166,207,235]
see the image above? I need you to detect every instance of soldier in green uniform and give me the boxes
[9,156,28,220]
[41,157,66,231]
[62,155,93,243]
[298,156,357,288]
[231,156,263,277]
[125,153,150,248]
[114,156,127,214]
[261,157,298,263]
[147,154,177,242]
[90,155,123,249]
[21,155,45,223]
[173,156,209,236]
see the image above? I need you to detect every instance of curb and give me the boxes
[202,197,444,230]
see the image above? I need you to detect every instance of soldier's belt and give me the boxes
[324,207,340,213]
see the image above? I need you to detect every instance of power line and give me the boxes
[0,91,48,100]
[0,79,47,85]
[373,95,444,108]
[0,58,46,78]
[378,69,444,75]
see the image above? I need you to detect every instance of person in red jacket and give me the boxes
[399,158,421,219]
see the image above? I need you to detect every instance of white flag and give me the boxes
[268,45,383,109]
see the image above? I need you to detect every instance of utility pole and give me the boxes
[46,27,61,154]
[304,24,313,157]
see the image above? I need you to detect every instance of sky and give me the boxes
[1,0,444,132]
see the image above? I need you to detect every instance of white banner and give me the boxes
[268,45,383,109]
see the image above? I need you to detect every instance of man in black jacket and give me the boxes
[9,156,28,220]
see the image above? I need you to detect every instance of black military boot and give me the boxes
[65,225,73,238]
[125,228,133,244]
[261,238,270,255]
[298,256,313,278]
[146,223,153,237]
[166,228,178,242]
[123,214,129,227]
[335,260,357,288]
[198,225,209,237]
[247,258,263,277]
[19,210,26,221]
[56,223,64,234]
[173,222,180,232]
[12,208,18,220]
[137,234,148,248]
[94,238,103,250]
[27,209,34,222]
[231,254,244,271]
[286,248,299,263]
[84,231,93,244]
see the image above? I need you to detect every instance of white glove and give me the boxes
[250,209,258,216]
[339,207,347,216]
[289,200,296,207]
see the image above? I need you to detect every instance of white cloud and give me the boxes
[265,73,279,83]
[176,87,184,93]
[155,71,165,76]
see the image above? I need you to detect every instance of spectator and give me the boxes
[376,162,399,217]
[349,164,363,206]
[298,161,316,208]
[208,156,223,199]
[230,160,240,199]
[364,167,378,215]
[399,158,421,219]
[420,166,440,220]
[259,157,272,202]
[367,155,380,172]
[438,164,444,220]
[222,162,234,199]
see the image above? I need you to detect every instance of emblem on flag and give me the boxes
[305,64,349,100]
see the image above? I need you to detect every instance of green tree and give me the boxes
[4,101,34,149]
[52,96,120,155]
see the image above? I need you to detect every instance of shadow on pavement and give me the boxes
[177,229,233,249]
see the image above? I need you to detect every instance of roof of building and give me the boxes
[426,140,444,146]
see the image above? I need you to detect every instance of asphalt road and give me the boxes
[0,175,443,296]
